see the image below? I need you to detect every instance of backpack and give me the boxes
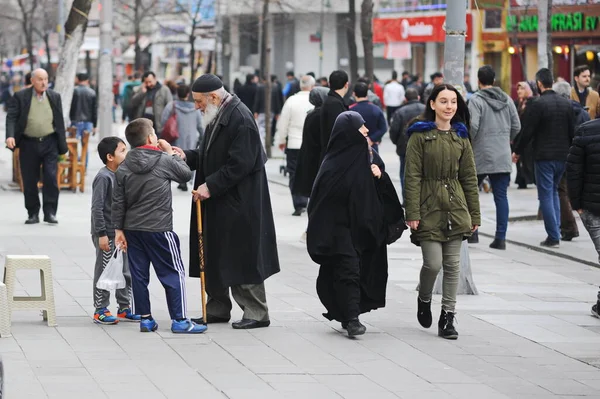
[161,105,179,143]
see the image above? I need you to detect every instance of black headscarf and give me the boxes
[307,111,385,261]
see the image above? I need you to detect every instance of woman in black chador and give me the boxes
[307,111,404,338]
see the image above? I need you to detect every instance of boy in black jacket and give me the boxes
[113,118,206,334]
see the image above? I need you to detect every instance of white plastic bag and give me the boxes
[96,248,126,290]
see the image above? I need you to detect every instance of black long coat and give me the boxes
[319,91,348,162]
[293,87,329,197]
[184,95,280,291]
[293,108,322,197]
[308,111,403,321]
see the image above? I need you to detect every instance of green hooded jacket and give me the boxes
[404,121,481,244]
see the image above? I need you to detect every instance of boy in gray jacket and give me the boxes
[91,137,140,324]
[113,118,206,334]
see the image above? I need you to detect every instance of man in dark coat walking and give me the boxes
[389,88,425,202]
[320,70,349,161]
[514,68,575,248]
[5,68,67,224]
[176,74,280,330]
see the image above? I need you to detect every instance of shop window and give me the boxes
[483,9,503,32]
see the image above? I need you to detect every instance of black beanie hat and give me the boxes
[192,74,223,93]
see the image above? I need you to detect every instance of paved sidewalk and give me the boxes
[1,113,600,398]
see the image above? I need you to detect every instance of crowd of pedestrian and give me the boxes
[5,61,600,341]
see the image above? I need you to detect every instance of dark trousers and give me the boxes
[286,149,308,210]
[91,235,132,310]
[477,173,510,240]
[580,211,600,302]
[317,255,360,322]
[206,283,269,322]
[125,230,187,320]
[515,151,535,187]
[19,135,59,217]
[386,106,400,123]
[559,174,579,236]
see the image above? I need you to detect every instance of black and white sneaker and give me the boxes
[592,303,600,319]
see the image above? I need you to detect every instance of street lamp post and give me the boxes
[319,0,324,78]
[433,0,478,296]
[99,0,114,139]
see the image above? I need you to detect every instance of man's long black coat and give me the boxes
[184,95,280,291]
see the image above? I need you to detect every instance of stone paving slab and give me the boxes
[2,111,600,398]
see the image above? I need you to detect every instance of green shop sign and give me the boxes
[507,12,600,33]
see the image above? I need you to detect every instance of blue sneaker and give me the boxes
[94,308,118,325]
[140,318,158,332]
[171,319,207,334]
[117,307,141,322]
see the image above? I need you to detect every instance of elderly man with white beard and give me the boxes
[173,74,280,329]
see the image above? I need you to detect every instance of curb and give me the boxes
[478,231,599,269]
[508,215,540,222]
[267,178,288,188]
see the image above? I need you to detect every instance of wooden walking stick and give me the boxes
[195,199,207,325]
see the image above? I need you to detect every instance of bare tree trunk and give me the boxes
[54,0,93,121]
[24,24,35,71]
[360,0,373,84]
[189,35,196,84]
[261,0,272,158]
[43,32,53,79]
[134,0,142,72]
[346,0,359,82]
[260,0,269,79]
[15,0,40,71]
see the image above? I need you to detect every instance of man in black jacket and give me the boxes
[553,81,590,241]
[514,68,575,248]
[253,76,283,149]
[320,70,349,161]
[70,72,97,167]
[5,68,67,224]
[566,118,600,317]
[389,88,425,202]
[237,74,258,111]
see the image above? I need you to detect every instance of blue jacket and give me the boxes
[349,100,388,143]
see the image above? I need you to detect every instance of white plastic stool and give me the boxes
[3,255,57,327]
[0,282,11,337]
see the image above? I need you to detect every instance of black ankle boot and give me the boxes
[489,239,506,250]
[346,319,366,337]
[417,297,432,328]
[438,310,458,340]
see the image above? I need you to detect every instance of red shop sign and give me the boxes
[373,14,473,43]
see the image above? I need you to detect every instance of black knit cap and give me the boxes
[192,74,223,93]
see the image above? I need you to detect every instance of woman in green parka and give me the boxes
[404,84,481,340]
